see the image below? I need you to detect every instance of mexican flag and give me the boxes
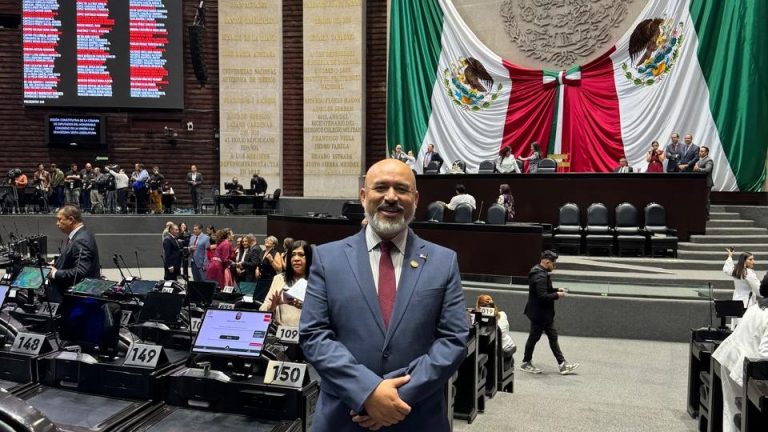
[386,0,768,191]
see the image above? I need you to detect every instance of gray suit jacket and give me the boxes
[300,229,468,431]
[189,233,209,270]
[697,156,714,187]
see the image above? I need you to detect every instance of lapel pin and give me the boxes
[410,259,419,268]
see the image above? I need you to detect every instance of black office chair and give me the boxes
[478,160,496,174]
[424,161,441,174]
[264,188,281,213]
[644,202,678,257]
[426,201,444,222]
[537,158,557,173]
[585,203,613,255]
[341,200,365,224]
[553,203,582,254]
[615,203,646,256]
[486,203,506,224]
[453,203,473,223]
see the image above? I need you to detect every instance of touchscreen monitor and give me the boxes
[10,267,50,290]
[138,292,184,324]
[71,279,117,296]
[192,309,272,358]
[127,280,159,296]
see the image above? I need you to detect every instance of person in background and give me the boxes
[497,183,515,222]
[130,163,150,214]
[90,167,106,213]
[496,147,522,174]
[645,141,665,173]
[665,132,682,172]
[255,235,283,302]
[188,224,210,282]
[187,164,204,213]
[206,228,234,289]
[79,163,95,212]
[162,223,181,281]
[390,144,408,163]
[613,157,634,173]
[64,163,81,207]
[279,237,294,266]
[161,181,175,213]
[712,284,768,432]
[723,249,761,310]
[205,225,217,264]
[177,222,191,281]
[438,183,476,211]
[694,146,714,220]
[677,133,700,172]
[261,240,313,326]
[148,166,165,214]
[106,166,129,214]
[520,142,542,173]
[49,163,65,210]
[251,171,268,195]
[521,250,580,375]
[404,150,417,173]
[238,234,261,282]
[14,168,28,212]
[423,143,444,171]
[476,294,516,362]
[33,163,51,212]
[47,206,100,302]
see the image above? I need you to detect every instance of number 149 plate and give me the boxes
[123,343,163,368]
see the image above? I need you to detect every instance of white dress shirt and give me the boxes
[446,193,477,210]
[365,225,407,293]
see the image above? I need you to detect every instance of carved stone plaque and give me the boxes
[500,0,634,67]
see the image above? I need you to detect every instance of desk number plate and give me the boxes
[264,360,307,388]
[124,343,163,368]
[120,310,132,326]
[38,302,59,316]
[190,317,202,333]
[480,307,495,317]
[218,303,235,310]
[11,332,46,355]
[276,326,300,344]
[222,285,234,294]
[161,287,174,294]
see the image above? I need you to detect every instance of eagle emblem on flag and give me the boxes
[443,57,503,112]
[622,18,685,87]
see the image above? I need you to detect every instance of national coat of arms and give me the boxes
[442,57,503,112]
[622,18,684,87]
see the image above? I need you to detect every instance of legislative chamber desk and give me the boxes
[415,172,709,241]
[267,215,542,277]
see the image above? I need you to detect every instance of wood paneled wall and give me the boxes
[0,0,389,200]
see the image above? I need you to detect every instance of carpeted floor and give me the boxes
[454,331,698,432]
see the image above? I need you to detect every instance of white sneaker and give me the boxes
[559,362,580,375]
[520,362,542,374]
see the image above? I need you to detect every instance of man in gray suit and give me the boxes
[188,223,210,282]
[300,159,469,431]
[665,133,683,172]
[186,165,203,214]
[694,146,714,220]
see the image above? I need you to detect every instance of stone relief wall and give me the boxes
[454,0,648,70]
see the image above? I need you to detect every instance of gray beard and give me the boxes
[365,209,414,238]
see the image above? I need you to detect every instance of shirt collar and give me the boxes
[365,224,408,254]
[69,224,84,240]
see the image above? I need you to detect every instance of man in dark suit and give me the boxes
[300,159,468,431]
[665,132,682,172]
[521,250,579,375]
[250,171,268,195]
[186,165,203,213]
[163,224,182,281]
[423,143,444,171]
[188,224,209,282]
[613,157,634,173]
[693,146,714,220]
[677,133,700,172]
[47,206,100,302]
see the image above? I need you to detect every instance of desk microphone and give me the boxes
[135,250,142,279]
[118,254,134,278]
[474,201,486,224]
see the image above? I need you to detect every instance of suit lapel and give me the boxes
[384,230,426,346]
[344,230,386,336]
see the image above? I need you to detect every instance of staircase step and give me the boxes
[709,212,742,220]
[557,256,768,272]
[689,235,768,244]
[706,219,757,228]
[678,242,768,252]
[551,269,732,290]
[705,227,768,235]
[709,205,728,213]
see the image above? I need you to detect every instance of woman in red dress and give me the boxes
[206,228,233,288]
[645,140,665,172]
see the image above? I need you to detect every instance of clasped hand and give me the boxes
[351,375,411,430]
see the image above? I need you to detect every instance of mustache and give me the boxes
[377,202,404,213]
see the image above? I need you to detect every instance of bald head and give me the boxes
[361,159,419,239]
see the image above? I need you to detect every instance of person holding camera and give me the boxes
[723,248,761,310]
[33,163,51,213]
[521,250,580,375]
[64,163,82,207]
[645,141,665,173]
[89,167,107,214]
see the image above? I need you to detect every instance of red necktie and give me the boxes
[378,241,396,328]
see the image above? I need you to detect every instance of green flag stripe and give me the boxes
[689,0,768,191]
[386,0,445,155]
